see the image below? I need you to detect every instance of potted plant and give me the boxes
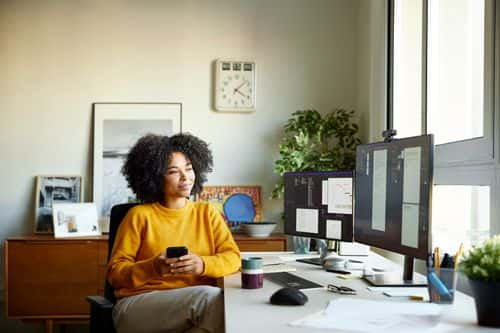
[271,109,361,253]
[272,109,361,198]
[459,235,500,327]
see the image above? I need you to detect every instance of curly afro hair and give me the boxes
[121,133,213,203]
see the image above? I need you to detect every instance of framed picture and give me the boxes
[93,103,182,232]
[52,203,100,238]
[195,185,261,231]
[34,175,83,234]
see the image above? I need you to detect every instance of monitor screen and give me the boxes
[354,134,434,261]
[284,170,354,241]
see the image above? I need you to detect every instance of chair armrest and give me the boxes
[86,295,114,308]
[87,296,115,333]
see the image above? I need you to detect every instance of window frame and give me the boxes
[387,0,499,236]
[388,0,496,167]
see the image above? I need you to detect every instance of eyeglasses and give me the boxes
[327,284,357,295]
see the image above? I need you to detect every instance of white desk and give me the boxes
[224,252,489,332]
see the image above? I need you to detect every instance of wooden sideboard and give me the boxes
[232,233,287,251]
[4,234,286,333]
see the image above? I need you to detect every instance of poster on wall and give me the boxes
[195,185,261,231]
[93,103,182,232]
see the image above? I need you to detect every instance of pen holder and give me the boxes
[427,267,457,304]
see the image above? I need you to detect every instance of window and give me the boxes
[432,186,490,253]
[392,0,423,137]
[389,0,497,248]
[427,0,485,145]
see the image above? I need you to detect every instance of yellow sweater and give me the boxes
[107,201,241,298]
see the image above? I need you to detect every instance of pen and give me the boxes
[428,271,451,298]
[441,253,451,268]
[427,253,434,268]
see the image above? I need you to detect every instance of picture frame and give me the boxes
[93,103,182,232]
[195,185,262,231]
[52,203,100,238]
[34,175,83,234]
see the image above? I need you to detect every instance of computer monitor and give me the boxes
[354,133,434,286]
[284,170,354,245]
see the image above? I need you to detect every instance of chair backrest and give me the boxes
[104,202,139,303]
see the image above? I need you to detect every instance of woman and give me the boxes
[107,133,241,333]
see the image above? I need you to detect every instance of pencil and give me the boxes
[454,243,464,270]
[434,247,441,272]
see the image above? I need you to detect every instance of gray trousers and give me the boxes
[113,286,224,333]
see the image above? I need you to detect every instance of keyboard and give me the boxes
[264,272,323,290]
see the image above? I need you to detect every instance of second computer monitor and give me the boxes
[284,170,353,241]
[354,134,434,286]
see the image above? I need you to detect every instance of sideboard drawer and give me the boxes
[233,234,287,252]
[5,238,101,318]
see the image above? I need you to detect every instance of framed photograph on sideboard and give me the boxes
[52,203,100,238]
[93,103,182,232]
[34,175,83,234]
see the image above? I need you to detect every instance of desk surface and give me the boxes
[224,252,488,333]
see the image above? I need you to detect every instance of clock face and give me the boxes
[215,60,256,112]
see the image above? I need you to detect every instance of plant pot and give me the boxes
[469,279,500,327]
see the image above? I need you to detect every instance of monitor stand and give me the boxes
[363,255,427,287]
[296,241,338,266]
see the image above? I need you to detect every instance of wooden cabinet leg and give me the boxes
[45,319,53,333]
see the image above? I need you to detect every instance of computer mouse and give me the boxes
[269,287,308,306]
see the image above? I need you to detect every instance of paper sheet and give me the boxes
[322,180,328,205]
[371,149,387,231]
[290,298,441,332]
[327,177,353,214]
[295,208,319,234]
[401,203,419,248]
[402,147,421,204]
[326,219,342,239]
[366,286,428,300]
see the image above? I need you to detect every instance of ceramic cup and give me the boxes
[241,257,264,289]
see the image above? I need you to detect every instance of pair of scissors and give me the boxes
[327,284,357,295]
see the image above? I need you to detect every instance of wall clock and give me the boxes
[214,59,256,112]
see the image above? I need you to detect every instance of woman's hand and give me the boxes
[153,252,205,276]
[170,253,205,275]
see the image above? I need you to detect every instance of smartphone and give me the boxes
[166,246,188,258]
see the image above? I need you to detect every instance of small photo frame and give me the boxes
[52,203,100,238]
[34,175,83,234]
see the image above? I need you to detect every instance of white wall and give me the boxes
[0,0,369,300]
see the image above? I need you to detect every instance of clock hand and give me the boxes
[233,82,246,94]
[235,90,247,98]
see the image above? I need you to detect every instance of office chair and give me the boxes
[86,203,138,333]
